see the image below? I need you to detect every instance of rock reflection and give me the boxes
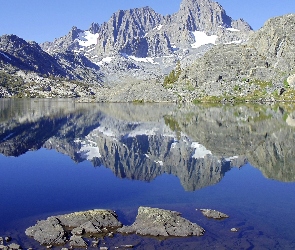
[0,99,294,189]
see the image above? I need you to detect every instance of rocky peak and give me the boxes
[174,0,251,32]
[0,34,28,51]
[95,6,163,57]
[69,26,84,40]
[89,22,100,34]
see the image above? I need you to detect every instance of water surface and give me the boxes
[0,99,295,249]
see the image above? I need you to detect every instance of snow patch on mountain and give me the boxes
[96,56,114,65]
[224,40,242,45]
[226,28,240,32]
[153,24,163,31]
[129,56,159,64]
[77,31,99,47]
[191,31,218,48]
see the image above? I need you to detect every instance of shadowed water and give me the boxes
[0,99,295,249]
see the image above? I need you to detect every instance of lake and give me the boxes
[0,98,295,249]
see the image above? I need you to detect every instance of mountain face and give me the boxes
[174,14,295,100]
[166,0,251,46]
[0,35,65,76]
[41,0,252,59]
[39,0,252,76]
[0,34,103,82]
[96,7,165,57]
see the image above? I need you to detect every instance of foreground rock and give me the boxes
[25,209,122,246]
[118,206,205,237]
[199,209,229,219]
[25,217,66,245]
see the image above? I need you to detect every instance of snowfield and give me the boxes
[191,31,218,48]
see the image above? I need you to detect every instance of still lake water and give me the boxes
[0,98,295,249]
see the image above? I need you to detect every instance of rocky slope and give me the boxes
[173,14,295,102]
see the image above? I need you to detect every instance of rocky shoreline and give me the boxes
[0,207,238,249]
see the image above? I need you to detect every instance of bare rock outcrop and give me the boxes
[25,209,122,246]
[118,206,205,237]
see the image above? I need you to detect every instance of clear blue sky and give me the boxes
[0,0,294,43]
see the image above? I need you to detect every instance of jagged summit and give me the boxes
[41,0,252,59]
[177,0,232,31]
[1,0,254,89]
[95,6,163,57]
[176,0,252,32]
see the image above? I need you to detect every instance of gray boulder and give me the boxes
[57,209,122,229]
[25,209,122,246]
[118,206,205,237]
[25,217,66,245]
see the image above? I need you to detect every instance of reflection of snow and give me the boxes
[75,137,101,160]
[127,127,159,137]
[77,31,99,47]
[155,160,163,166]
[79,143,101,160]
[224,156,239,162]
[191,142,212,158]
[96,126,116,137]
[191,31,218,48]
[2,133,14,141]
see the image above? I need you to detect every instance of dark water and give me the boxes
[0,99,295,249]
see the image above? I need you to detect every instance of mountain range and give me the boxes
[0,0,294,102]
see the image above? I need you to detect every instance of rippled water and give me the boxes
[0,99,295,249]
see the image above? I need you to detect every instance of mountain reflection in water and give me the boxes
[0,98,295,189]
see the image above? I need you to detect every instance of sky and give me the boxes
[0,0,294,43]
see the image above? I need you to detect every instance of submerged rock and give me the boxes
[231,227,239,232]
[199,209,229,219]
[118,206,205,237]
[7,243,21,250]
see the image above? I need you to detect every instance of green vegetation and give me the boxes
[250,79,272,88]
[132,99,144,104]
[233,85,240,91]
[283,79,290,89]
[163,61,182,87]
